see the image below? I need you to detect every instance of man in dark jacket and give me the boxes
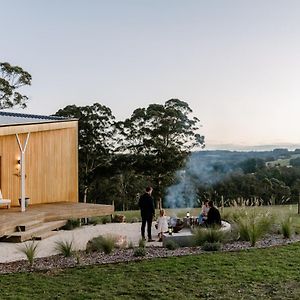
[205,200,221,227]
[138,186,155,242]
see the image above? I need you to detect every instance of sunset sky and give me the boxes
[2,0,300,149]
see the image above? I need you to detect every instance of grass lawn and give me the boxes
[2,243,300,299]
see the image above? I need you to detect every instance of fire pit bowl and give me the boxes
[169,217,184,233]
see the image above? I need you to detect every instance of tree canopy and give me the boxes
[118,99,205,207]
[55,103,117,203]
[0,62,32,109]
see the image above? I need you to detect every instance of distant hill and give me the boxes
[206,143,300,151]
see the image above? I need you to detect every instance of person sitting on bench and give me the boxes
[205,200,221,228]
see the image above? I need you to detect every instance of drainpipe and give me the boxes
[16,133,30,212]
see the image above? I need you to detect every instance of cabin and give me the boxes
[0,111,78,205]
[0,111,113,241]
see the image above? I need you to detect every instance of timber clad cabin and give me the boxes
[0,111,78,206]
[0,111,113,241]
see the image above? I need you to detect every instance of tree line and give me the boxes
[54,101,205,210]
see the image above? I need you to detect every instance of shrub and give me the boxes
[202,242,221,251]
[101,216,111,224]
[112,214,126,223]
[114,235,127,249]
[19,241,39,267]
[235,210,274,246]
[64,219,81,230]
[281,216,293,239]
[133,247,146,257]
[74,251,81,264]
[128,241,134,249]
[55,240,74,257]
[138,238,146,248]
[86,235,116,254]
[130,217,140,223]
[88,216,112,225]
[165,240,179,250]
[193,228,226,246]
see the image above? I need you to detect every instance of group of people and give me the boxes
[138,186,222,242]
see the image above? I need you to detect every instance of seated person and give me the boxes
[156,209,169,242]
[198,200,209,224]
[205,200,221,228]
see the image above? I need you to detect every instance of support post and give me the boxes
[298,192,300,215]
[16,133,30,212]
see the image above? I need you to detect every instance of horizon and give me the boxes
[2,0,300,146]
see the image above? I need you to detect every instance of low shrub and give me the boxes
[138,238,146,248]
[201,242,221,252]
[19,241,39,267]
[86,235,116,254]
[133,247,146,257]
[165,240,179,250]
[193,228,226,246]
[55,240,74,257]
[63,219,81,230]
[130,217,140,223]
[88,216,112,225]
[281,216,293,239]
[128,241,134,249]
[112,214,126,223]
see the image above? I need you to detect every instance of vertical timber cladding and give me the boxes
[0,121,78,206]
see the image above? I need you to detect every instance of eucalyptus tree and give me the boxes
[118,99,205,207]
[55,103,117,203]
[0,62,32,109]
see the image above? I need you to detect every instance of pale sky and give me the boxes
[2,0,300,149]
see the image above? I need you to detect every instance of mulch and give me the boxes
[1,234,300,275]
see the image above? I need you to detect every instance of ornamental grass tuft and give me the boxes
[55,240,74,257]
[19,241,39,267]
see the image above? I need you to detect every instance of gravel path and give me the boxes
[0,222,160,263]
[1,223,300,275]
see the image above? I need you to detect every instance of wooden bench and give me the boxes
[0,190,11,208]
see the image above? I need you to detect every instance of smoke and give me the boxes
[164,151,238,208]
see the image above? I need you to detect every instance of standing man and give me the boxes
[138,186,155,242]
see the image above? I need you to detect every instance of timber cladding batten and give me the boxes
[0,113,78,207]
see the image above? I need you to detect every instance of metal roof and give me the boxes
[0,111,74,126]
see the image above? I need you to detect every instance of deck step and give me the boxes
[33,231,58,240]
[16,220,44,232]
[4,220,67,243]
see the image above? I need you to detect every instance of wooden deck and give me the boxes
[0,202,114,237]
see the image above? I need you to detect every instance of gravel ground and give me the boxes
[0,224,299,274]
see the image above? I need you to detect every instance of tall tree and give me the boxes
[0,62,32,109]
[55,103,116,203]
[119,99,205,207]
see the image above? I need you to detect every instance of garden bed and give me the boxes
[1,234,300,275]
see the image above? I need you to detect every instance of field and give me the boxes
[117,204,300,223]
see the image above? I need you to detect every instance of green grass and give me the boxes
[117,204,300,220]
[2,243,300,299]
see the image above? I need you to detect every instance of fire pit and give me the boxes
[169,217,184,233]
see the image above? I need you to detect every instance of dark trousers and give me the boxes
[141,215,153,239]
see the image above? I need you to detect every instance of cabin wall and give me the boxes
[0,122,78,206]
